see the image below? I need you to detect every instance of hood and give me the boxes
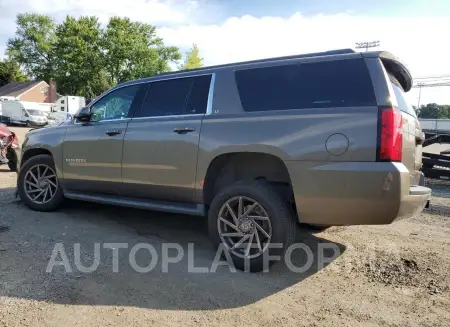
[28,120,66,134]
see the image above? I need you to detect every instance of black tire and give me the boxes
[208,180,296,272]
[18,154,64,211]
[26,121,31,127]
[7,161,17,172]
[6,149,17,172]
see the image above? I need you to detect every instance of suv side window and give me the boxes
[136,75,212,118]
[390,75,417,117]
[90,84,141,122]
[186,75,212,115]
[235,59,376,112]
[137,78,192,118]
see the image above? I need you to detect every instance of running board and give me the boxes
[64,191,206,216]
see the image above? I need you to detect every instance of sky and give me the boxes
[1,0,450,105]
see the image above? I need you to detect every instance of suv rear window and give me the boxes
[235,58,376,112]
[390,76,417,118]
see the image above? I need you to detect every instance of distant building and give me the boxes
[0,80,58,103]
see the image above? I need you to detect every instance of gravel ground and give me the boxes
[0,127,449,327]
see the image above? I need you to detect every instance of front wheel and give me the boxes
[17,154,64,211]
[208,180,296,272]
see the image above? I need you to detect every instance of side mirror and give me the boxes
[24,113,29,117]
[73,107,91,122]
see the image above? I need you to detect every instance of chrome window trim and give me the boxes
[206,73,216,116]
[73,117,131,125]
[131,114,204,121]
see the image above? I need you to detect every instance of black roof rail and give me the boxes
[156,48,356,77]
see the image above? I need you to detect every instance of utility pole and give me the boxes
[355,40,380,52]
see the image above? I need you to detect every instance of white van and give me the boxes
[1,100,48,127]
[51,96,86,123]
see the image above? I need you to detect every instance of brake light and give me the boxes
[378,107,403,161]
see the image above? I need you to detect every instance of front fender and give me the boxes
[21,125,68,178]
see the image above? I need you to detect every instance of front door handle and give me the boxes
[105,129,122,136]
[174,127,196,134]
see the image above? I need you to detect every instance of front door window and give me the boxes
[90,85,141,122]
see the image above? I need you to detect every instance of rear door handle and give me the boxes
[174,127,196,134]
[105,129,122,136]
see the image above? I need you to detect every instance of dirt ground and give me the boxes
[0,127,449,327]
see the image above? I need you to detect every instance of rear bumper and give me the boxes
[395,185,431,221]
[285,161,431,226]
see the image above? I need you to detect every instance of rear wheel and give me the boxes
[18,154,64,211]
[208,180,296,272]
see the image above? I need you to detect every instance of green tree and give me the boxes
[6,13,181,97]
[102,16,181,84]
[0,58,28,87]
[52,15,108,97]
[417,103,450,119]
[6,13,57,81]
[178,44,204,70]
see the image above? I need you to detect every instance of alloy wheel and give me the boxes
[217,196,272,259]
[23,164,58,204]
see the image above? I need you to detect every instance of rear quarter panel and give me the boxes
[196,68,379,201]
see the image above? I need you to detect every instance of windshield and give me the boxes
[26,109,46,116]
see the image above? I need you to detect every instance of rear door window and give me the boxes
[136,75,212,117]
[137,78,193,118]
[235,58,376,112]
[185,75,212,115]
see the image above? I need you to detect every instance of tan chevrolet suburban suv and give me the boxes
[16,49,431,271]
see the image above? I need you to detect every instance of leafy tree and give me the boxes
[6,13,56,81]
[102,17,181,84]
[0,58,28,87]
[53,16,107,97]
[178,44,204,70]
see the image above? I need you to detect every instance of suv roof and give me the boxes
[116,48,412,94]
[157,48,357,76]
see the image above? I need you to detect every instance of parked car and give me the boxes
[16,49,431,272]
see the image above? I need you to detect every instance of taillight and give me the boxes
[378,107,403,162]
